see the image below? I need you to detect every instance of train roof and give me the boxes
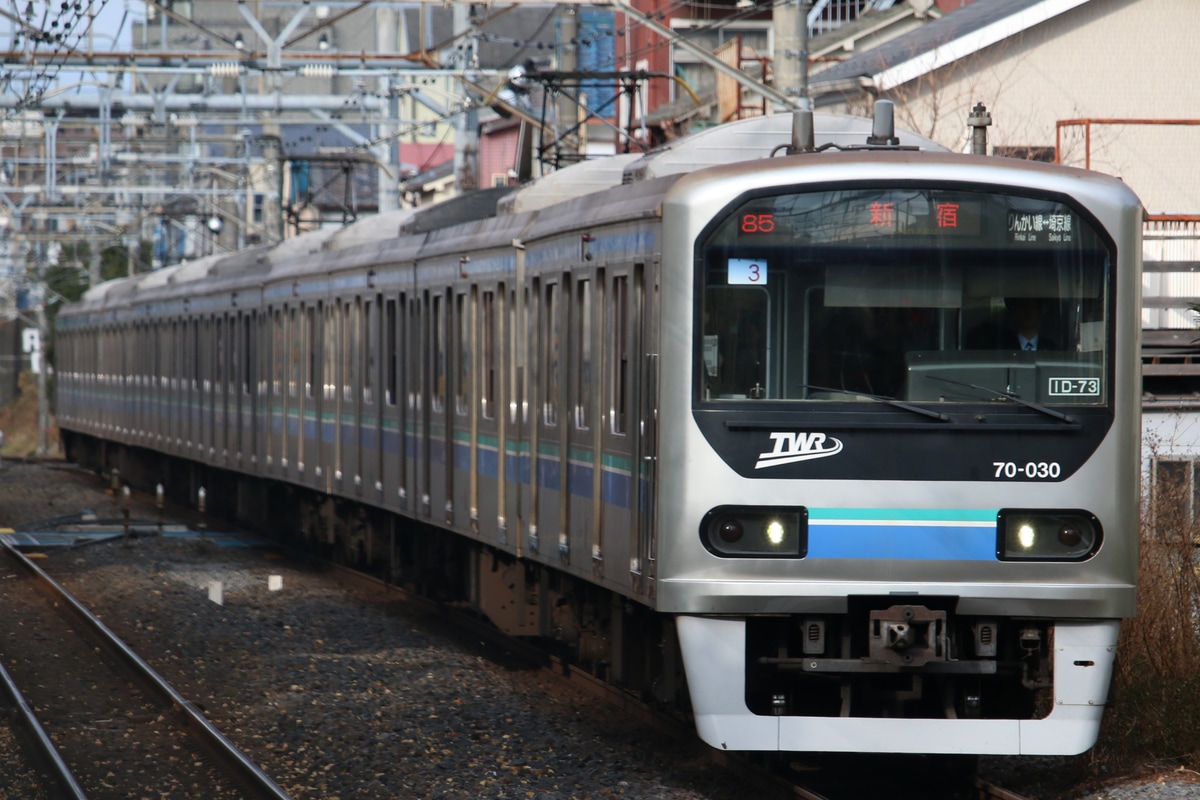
[64,109,953,316]
[502,112,946,213]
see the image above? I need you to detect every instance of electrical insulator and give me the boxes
[209,62,243,78]
[300,64,335,79]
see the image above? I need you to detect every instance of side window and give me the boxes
[574,277,592,430]
[456,291,471,416]
[324,303,336,401]
[273,308,285,397]
[364,297,376,405]
[610,274,629,435]
[543,281,559,427]
[482,288,496,420]
[386,298,397,407]
[432,293,446,413]
[305,305,316,400]
[289,306,301,398]
[243,313,253,395]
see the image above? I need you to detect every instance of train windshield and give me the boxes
[698,186,1112,407]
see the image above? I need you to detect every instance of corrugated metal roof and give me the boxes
[811,0,1089,91]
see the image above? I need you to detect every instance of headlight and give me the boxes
[701,506,808,558]
[997,509,1100,561]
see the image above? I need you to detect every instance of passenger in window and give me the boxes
[967,297,1057,352]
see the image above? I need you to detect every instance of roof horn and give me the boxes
[867,99,900,146]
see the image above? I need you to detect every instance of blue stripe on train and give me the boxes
[807,521,998,560]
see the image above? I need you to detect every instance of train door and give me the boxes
[382,295,401,506]
[201,316,211,460]
[220,314,232,463]
[535,277,566,558]
[291,305,301,480]
[300,303,317,488]
[400,291,415,510]
[475,285,504,541]
[167,320,177,453]
[149,321,157,440]
[179,319,186,451]
[319,298,333,494]
[597,266,642,584]
[431,291,451,524]
[133,322,141,439]
[633,262,658,592]
[245,311,257,468]
[131,321,141,440]
[354,296,367,494]
[202,314,211,459]
[256,309,269,471]
[414,291,431,518]
[522,278,540,553]
[160,320,169,447]
[181,318,190,454]
[506,280,526,552]
[453,288,473,531]
[358,295,378,496]
[232,311,244,465]
[338,297,359,494]
[267,307,280,474]
[223,314,232,463]
[337,299,349,490]
[567,271,600,569]
[320,300,337,494]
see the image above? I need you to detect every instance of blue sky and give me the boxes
[2,1,142,98]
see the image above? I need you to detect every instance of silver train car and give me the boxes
[55,105,1143,756]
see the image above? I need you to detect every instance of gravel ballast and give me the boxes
[1,460,1198,799]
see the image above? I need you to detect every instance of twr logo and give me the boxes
[754,431,844,469]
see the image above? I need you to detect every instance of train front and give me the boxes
[656,151,1143,755]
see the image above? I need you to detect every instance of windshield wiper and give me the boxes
[803,384,951,422]
[923,375,1075,424]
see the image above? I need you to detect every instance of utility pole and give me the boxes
[556,6,580,165]
[377,6,401,213]
[773,0,812,111]
[450,4,479,193]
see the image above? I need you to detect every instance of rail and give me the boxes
[0,538,294,800]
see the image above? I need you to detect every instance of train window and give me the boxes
[482,289,497,420]
[305,305,316,399]
[324,303,336,402]
[288,307,300,398]
[414,295,425,413]
[386,298,397,407]
[273,309,284,397]
[610,274,629,435]
[456,292,470,416]
[342,300,355,403]
[364,298,376,405]
[216,317,226,394]
[243,314,252,395]
[432,293,446,413]
[699,186,1113,407]
[574,278,592,430]
[543,281,560,427]
[231,316,240,397]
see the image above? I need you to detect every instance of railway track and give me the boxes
[0,464,1040,800]
[314,551,1037,800]
[0,538,292,800]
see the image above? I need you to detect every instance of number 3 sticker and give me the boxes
[729,257,768,285]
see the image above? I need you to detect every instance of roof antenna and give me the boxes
[967,102,992,155]
[790,108,816,154]
[867,99,900,146]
